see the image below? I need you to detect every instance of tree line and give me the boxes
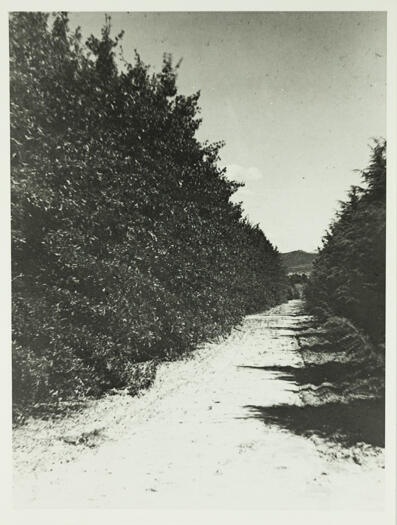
[10,13,288,416]
[305,140,386,351]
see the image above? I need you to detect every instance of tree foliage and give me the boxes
[10,12,287,412]
[305,140,386,346]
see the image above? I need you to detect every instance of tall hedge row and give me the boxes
[305,141,386,347]
[10,13,288,410]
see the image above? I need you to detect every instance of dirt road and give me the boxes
[13,300,384,509]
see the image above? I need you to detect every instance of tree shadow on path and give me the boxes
[238,363,380,387]
[239,363,384,448]
[243,399,384,447]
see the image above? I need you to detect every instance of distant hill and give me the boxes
[280,250,316,274]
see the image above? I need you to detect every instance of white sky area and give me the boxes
[69,11,386,253]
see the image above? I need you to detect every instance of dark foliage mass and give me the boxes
[10,13,287,413]
[286,273,308,300]
[305,141,386,347]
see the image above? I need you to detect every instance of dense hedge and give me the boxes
[11,13,288,411]
[305,141,386,347]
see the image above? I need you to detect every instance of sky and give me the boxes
[69,11,386,253]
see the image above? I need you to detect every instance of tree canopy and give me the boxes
[10,12,288,412]
[305,140,386,346]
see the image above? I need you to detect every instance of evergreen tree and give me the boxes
[305,140,386,346]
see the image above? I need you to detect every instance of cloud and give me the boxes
[225,164,263,184]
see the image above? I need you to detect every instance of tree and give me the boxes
[10,12,288,412]
[305,140,386,346]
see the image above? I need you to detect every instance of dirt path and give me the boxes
[13,300,384,509]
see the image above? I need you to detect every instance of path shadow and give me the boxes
[239,363,385,447]
[238,363,378,387]
[243,399,385,447]
[264,325,313,331]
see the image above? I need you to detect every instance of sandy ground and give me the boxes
[13,300,384,509]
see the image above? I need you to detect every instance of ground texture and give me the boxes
[13,300,384,509]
